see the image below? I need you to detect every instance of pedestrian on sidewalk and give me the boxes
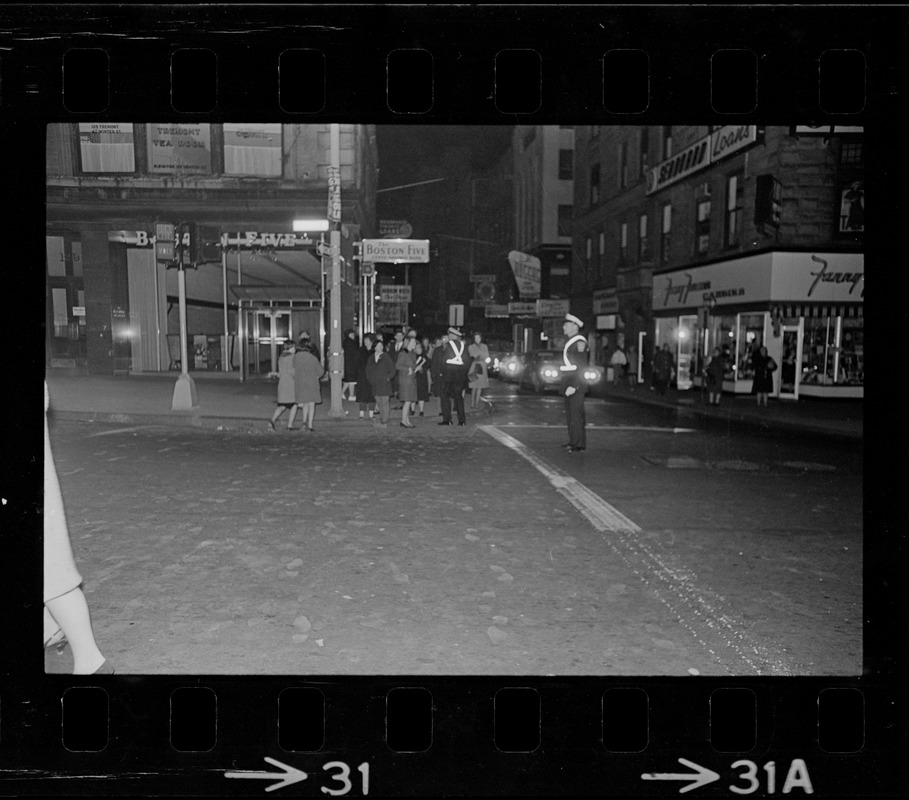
[413,341,430,417]
[610,345,628,385]
[627,344,638,388]
[652,343,675,397]
[396,338,418,428]
[355,334,376,420]
[365,339,396,428]
[389,329,406,408]
[468,332,490,409]
[268,340,297,431]
[750,345,777,407]
[438,327,470,426]
[291,341,324,432]
[341,328,359,402]
[430,334,448,413]
[705,346,726,406]
[559,314,590,452]
[43,381,113,675]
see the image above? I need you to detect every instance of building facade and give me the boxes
[571,125,864,399]
[46,123,378,378]
[511,125,575,350]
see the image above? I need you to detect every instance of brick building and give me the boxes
[571,125,863,399]
[46,123,378,378]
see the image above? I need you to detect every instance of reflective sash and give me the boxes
[560,335,586,371]
[446,341,465,365]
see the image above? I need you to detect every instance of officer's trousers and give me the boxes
[440,377,466,424]
[564,390,587,448]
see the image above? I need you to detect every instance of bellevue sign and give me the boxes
[362,238,430,263]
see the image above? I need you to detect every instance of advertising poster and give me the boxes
[146,124,212,174]
[78,123,135,173]
[223,123,282,176]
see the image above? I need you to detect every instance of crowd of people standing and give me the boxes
[269,326,491,431]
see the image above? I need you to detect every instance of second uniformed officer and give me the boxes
[438,327,470,426]
[559,313,590,452]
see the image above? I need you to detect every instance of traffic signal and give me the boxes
[196,224,223,263]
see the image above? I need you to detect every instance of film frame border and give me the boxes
[1,3,903,796]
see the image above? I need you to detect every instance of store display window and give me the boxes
[736,314,766,380]
[838,320,864,385]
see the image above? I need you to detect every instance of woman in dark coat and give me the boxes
[750,345,777,407]
[342,329,359,401]
[364,339,397,427]
[705,347,726,406]
[354,334,375,420]
[413,341,430,417]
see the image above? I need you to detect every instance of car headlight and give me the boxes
[583,369,600,381]
[542,368,559,378]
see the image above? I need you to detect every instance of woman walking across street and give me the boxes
[396,338,418,427]
[365,339,397,428]
[705,346,726,406]
[355,334,376,420]
[467,332,490,409]
[750,345,777,407]
[44,381,114,674]
[413,341,430,417]
[291,341,324,431]
[268,340,296,430]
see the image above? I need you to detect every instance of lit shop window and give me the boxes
[736,314,766,380]
[802,315,864,386]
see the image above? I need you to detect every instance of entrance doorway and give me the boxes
[244,309,292,376]
[779,324,802,400]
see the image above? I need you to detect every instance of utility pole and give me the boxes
[164,221,198,410]
[327,123,344,418]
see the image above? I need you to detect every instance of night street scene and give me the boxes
[42,123,863,677]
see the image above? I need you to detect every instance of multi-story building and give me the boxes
[511,124,575,350]
[46,123,378,378]
[571,125,864,399]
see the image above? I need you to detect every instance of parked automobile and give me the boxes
[519,350,604,394]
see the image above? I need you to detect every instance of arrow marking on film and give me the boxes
[225,757,308,793]
[641,758,721,794]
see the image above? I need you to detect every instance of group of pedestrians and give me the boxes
[270,326,493,431]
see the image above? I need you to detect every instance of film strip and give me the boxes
[1,3,903,796]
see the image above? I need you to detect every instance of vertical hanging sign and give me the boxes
[327,164,342,223]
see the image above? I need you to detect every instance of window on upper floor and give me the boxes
[619,221,628,264]
[558,148,574,180]
[638,213,650,263]
[618,140,629,189]
[557,205,573,237]
[639,127,650,178]
[662,125,673,159]
[695,182,712,255]
[598,231,606,280]
[660,204,672,264]
[839,140,863,166]
[590,163,601,205]
[725,171,744,248]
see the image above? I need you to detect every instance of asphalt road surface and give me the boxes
[44,382,862,677]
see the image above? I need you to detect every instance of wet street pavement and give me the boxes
[45,386,862,677]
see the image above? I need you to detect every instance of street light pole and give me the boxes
[328,123,344,419]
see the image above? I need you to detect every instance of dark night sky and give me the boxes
[376,125,513,188]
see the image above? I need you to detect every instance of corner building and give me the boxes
[571,125,864,400]
[46,123,378,378]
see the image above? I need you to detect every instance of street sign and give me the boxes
[379,285,412,302]
[362,238,430,263]
[449,304,464,326]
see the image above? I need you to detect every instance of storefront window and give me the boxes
[802,317,838,385]
[736,314,766,380]
[802,315,864,386]
[716,314,736,380]
[838,320,864,385]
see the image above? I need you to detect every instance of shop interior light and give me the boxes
[292,218,330,233]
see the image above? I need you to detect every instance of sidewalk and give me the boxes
[44,370,863,442]
[591,379,862,443]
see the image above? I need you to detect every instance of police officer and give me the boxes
[559,313,590,452]
[438,327,470,426]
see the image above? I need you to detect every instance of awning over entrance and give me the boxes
[230,284,322,304]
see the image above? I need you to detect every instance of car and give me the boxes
[486,350,506,377]
[519,350,604,394]
[498,352,526,383]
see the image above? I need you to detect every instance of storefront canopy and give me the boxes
[230,284,322,303]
